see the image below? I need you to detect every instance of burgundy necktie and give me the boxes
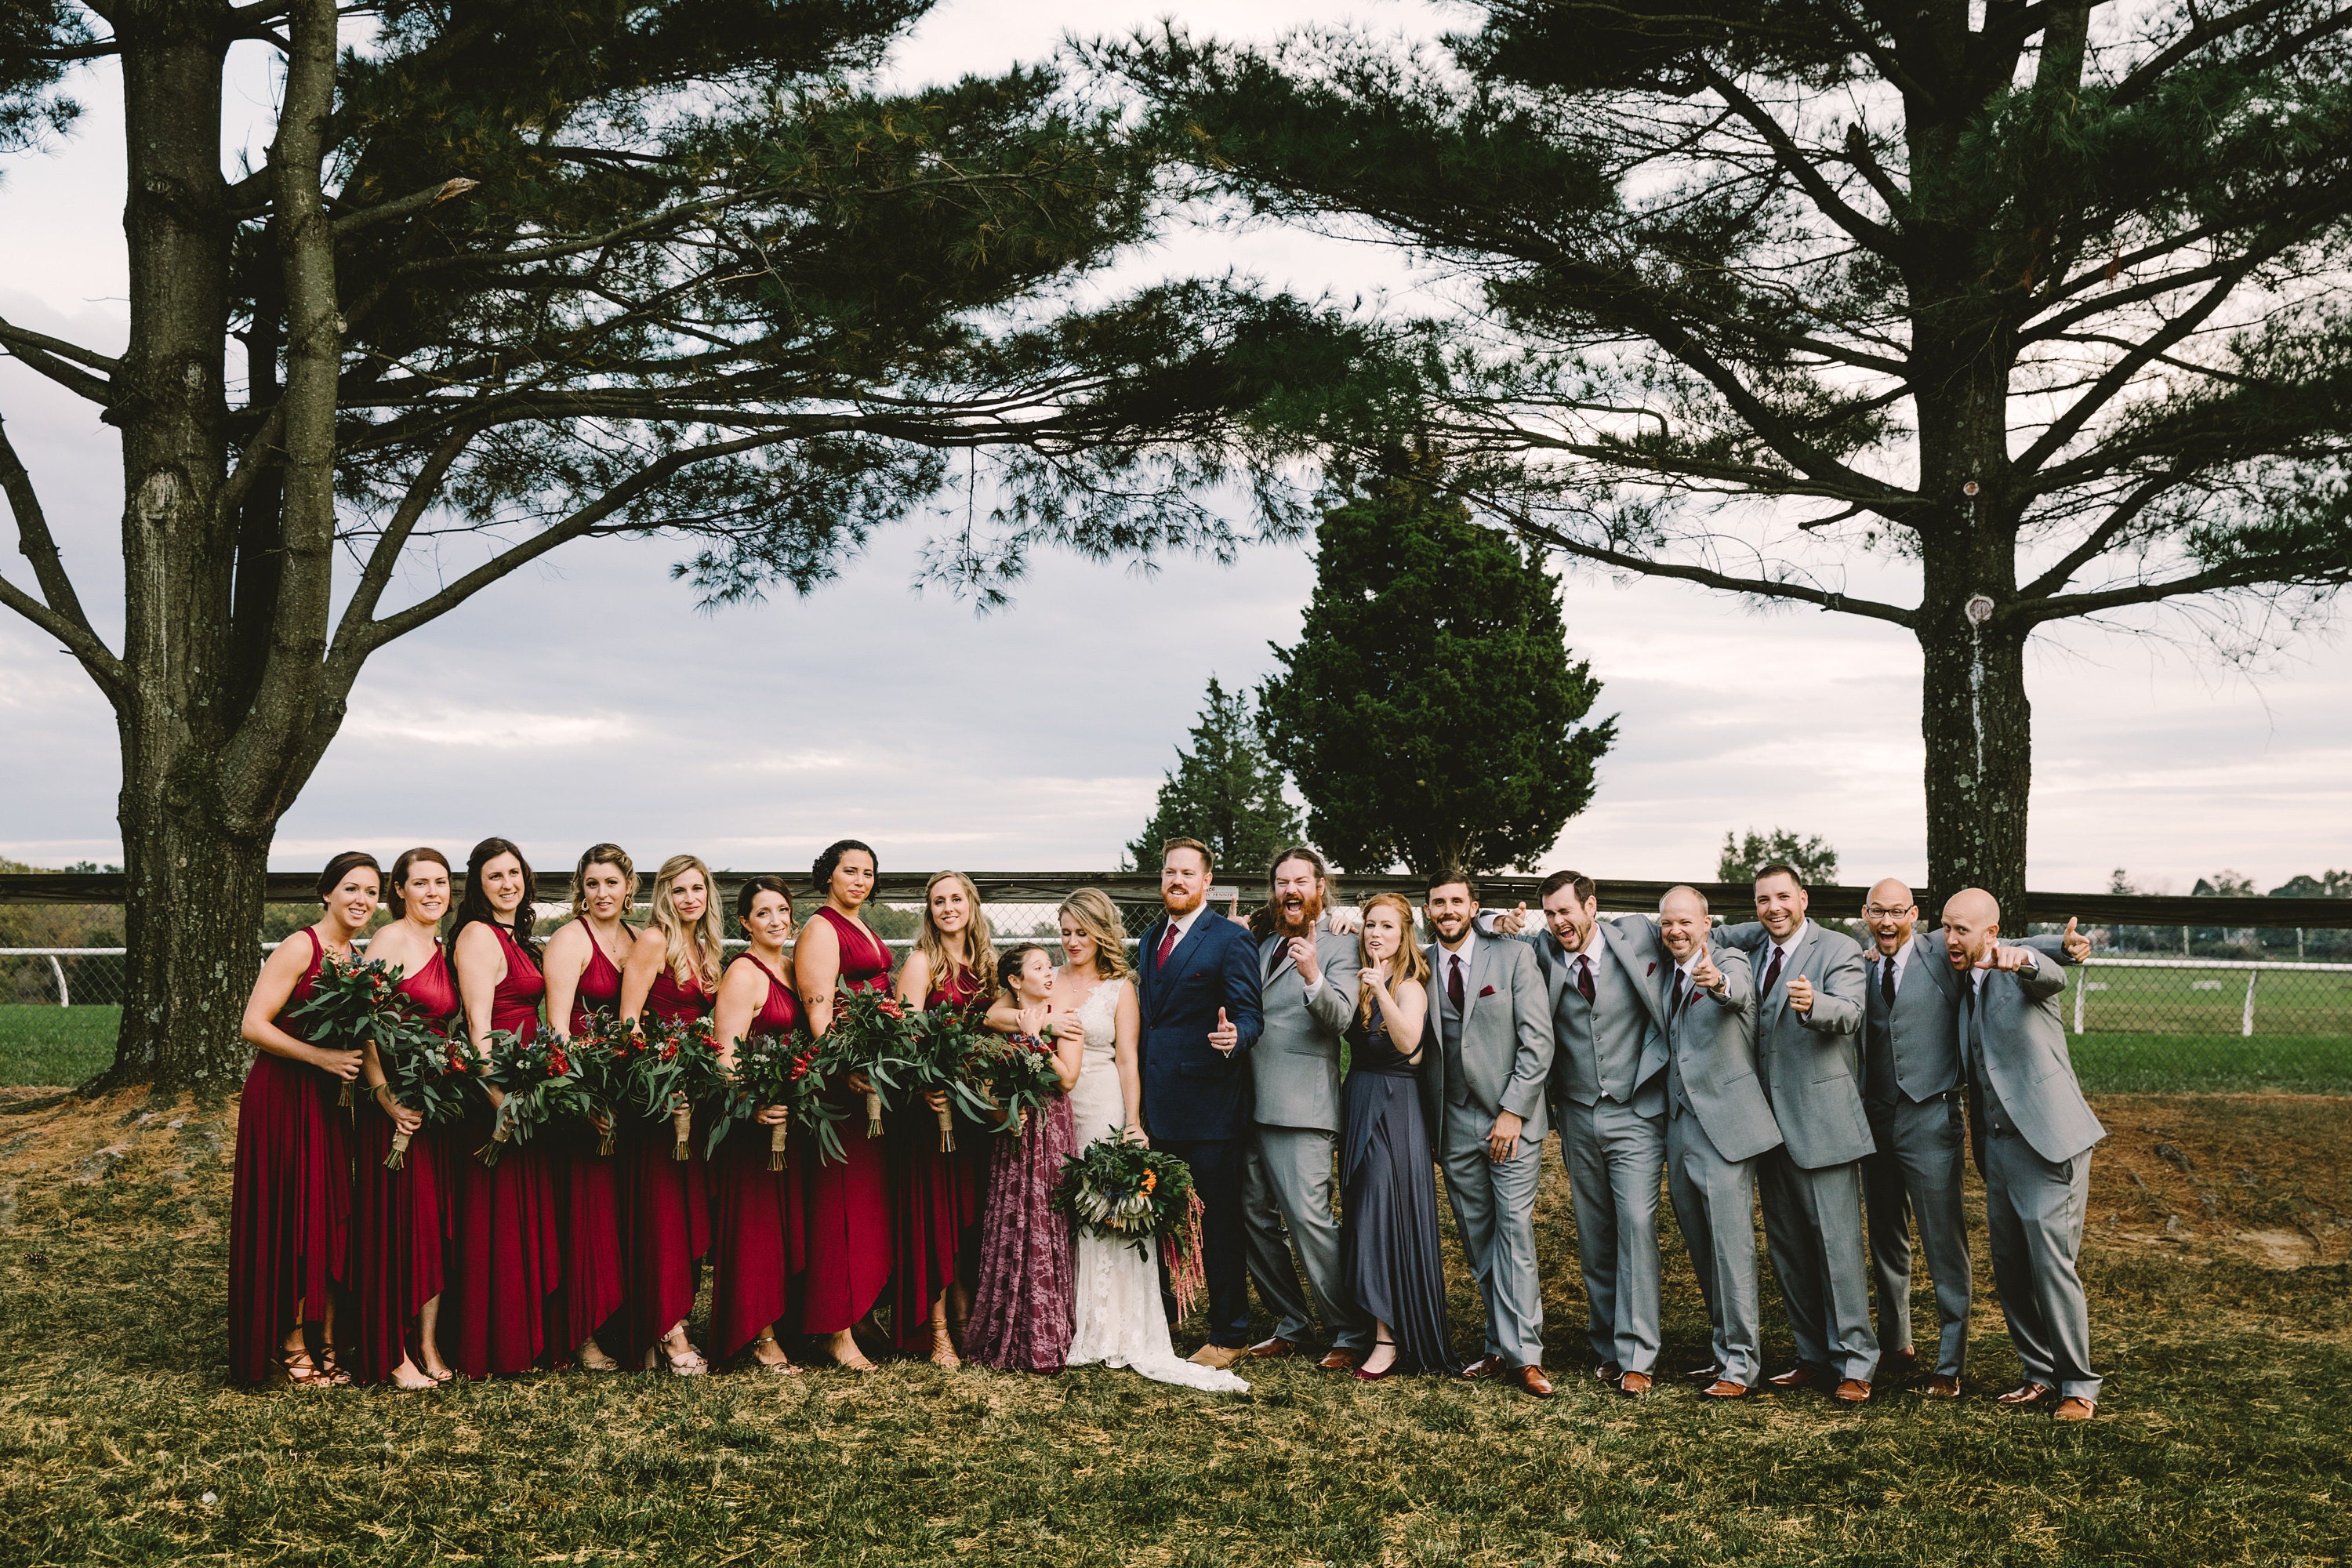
[1448,953,1465,1012]
[1576,953,1596,1005]
[1156,921,1179,971]
[1670,968,1687,1017]
[1762,946,1784,996]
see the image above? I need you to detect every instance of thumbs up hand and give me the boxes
[1787,974,1816,1014]
[2060,916,2091,963]
[1209,1006,1239,1055]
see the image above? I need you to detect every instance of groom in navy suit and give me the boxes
[1135,836,1266,1370]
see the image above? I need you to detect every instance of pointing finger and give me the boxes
[2064,916,2078,936]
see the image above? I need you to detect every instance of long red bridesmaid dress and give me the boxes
[349,945,457,1383]
[800,906,894,1338]
[441,924,561,1376]
[706,955,807,1362]
[227,928,354,1384]
[614,962,715,1365]
[543,935,626,1359]
[887,964,991,1352]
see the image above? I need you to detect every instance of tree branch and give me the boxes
[2016,471,2180,600]
[331,176,481,238]
[0,318,116,406]
[1694,61,1898,256]
[2010,551,2352,626]
[0,414,125,699]
[327,423,477,656]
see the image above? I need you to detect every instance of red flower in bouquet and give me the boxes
[710,1027,846,1167]
[818,988,916,1138]
[477,1029,591,1166]
[631,1014,727,1161]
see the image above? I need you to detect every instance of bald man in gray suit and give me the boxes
[1942,888,2106,1421]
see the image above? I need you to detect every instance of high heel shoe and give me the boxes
[749,1334,801,1375]
[1353,1338,1399,1382]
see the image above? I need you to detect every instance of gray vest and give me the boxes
[1554,946,1646,1105]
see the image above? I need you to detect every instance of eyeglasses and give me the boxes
[1861,905,1915,918]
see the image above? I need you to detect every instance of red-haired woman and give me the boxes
[793,838,893,1371]
[615,853,725,1374]
[707,874,806,1374]
[229,851,379,1385]
[539,843,637,1372]
[443,837,561,1377]
[350,848,459,1388]
[889,869,999,1365]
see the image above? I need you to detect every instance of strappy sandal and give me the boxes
[749,1334,801,1375]
[645,1336,710,1376]
[576,1337,620,1373]
[281,1345,351,1388]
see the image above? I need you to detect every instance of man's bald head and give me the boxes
[1940,887,2002,969]
[1864,877,1919,955]
[1657,885,1709,959]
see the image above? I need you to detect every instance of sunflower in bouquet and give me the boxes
[478,1029,591,1166]
[632,1013,728,1161]
[954,1028,1065,1138]
[707,1028,843,1167]
[902,997,994,1152]
[1052,1136,1210,1316]
[289,953,413,1109]
[818,987,916,1138]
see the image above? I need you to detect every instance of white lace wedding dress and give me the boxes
[1062,976,1250,1393]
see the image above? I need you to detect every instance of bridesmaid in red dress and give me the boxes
[793,837,893,1371]
[889,869,1000,1365]
[539,843,636,1373]
[229,851,379,1385]
[615,852,726,1374]
[444,837,561,1377]
[707,874,807,1374]
[350,848,459,1388]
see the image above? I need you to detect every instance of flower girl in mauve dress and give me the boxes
[964,943,1083,1373]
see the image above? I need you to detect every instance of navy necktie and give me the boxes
[1880,956,1896,1007]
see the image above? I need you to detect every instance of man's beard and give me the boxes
[1273,892,1324,938]
[1163,886,1206,916]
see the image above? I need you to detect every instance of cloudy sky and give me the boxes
[2,0,2347,895]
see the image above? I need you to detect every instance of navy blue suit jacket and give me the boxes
[1134,908,1265,1142]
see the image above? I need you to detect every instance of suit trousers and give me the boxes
[1984,1134,2100,1401]
[1558,1098,1666,1374]
[1756,1149,1879,1382]
[1863,1091,1973,1377]
[1665,1105,1765,1389]
[1156,1136,1251,1348]
[1242,1123,1370,1349]
[1439,1097,1546,1369]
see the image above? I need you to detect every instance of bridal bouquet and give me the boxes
[631,1014,727,1161]
[1052,1138,1208,1316]
[707,1028,843,1168]
[904,998,995,1152]
[478,1029,591,1166]
[566,1010,643,1156]
[957,1029,1064,1137]
[818,987,916,1138]
[374,1015,474,1171]
[289,953,415,1109]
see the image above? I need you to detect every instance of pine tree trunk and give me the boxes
[1916,526,2032,924]
[109,786,276,1089]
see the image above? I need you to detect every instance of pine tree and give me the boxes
[1718,829,1840,887]
[1258,453,1616,877]
[1127,677,1302,877]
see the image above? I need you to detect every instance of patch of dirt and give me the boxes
[2087,1094,2351,1268]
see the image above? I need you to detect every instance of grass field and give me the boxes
[0,1005,118,1087]
[0,1086,2345,1565]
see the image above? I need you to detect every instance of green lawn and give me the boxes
[0,1004,116,1086]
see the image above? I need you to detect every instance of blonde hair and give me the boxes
[916,870,1000,1005]
[649,853,726,995]
[570,842,637,915]
[1058,887,1133,981]
[1356,891,1430,1029]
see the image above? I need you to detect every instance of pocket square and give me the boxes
[1479,984,1497,998]
[1646,961,1657,975]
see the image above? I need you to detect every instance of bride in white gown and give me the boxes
[1052,890,1249,1393]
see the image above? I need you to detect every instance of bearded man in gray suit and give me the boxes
[1942,888,2106,1421]
[1655,886,1781,1398]
[1421,869,1557,1397]
[1740,863,1877,1402]
[1240,846,1374,1369]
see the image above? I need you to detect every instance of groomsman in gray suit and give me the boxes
[1942,888,2107,1421]
[1654,886,1781,1399]
[1420,869,1558,1397]
[1491,871,1672,1395]
[1240,846,1374,1369]
[1741,865,1877,1402]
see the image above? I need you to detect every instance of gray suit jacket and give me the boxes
[1966,959,2107,1164]
[1741,920,1871,1169]
[1508,916,1671,1116]
[1667,946,1782,1163]
[1250,927,1359,1133]
[1860,932,2078,1105]
[1420,934,1555,1143]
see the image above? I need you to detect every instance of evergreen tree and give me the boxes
[1718,828,1840,886]
[1127,677,1301,877]
[1258,454,1615,877]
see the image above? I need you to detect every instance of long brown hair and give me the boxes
[916,870,1000,1004]
[386,847,449,920]
[1057,887,1132,981]
[1356,891,1430,1029]
[649,853,726,994]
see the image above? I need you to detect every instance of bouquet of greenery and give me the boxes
[478,1029,591,1167]
[818,987,916,1138]
[567,1010,644,1156]
[631,1013,728,1161]
[1051,1136,1209,1316]
[375,1017,474,1171]
[706,1028,843,1168]
[956,1029,1065,1138]
[289,953,412,1109]
[903,998,995,1152]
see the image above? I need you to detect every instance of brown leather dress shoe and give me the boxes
[1831,1379,1871,1403]
[1700,1379,1751,1399]
[1920,1374,1962,1399]
[1996,1381,2053,1406]
[1768,1364,1824,1391]
[1458,1354,1505,1381]
[1617,1370,1653,1396]
[2053,1396,2097,1421]
[1514,1364,1555,1398]
[1245,1336,1299,1359]
[1316,1348,1360,1372]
